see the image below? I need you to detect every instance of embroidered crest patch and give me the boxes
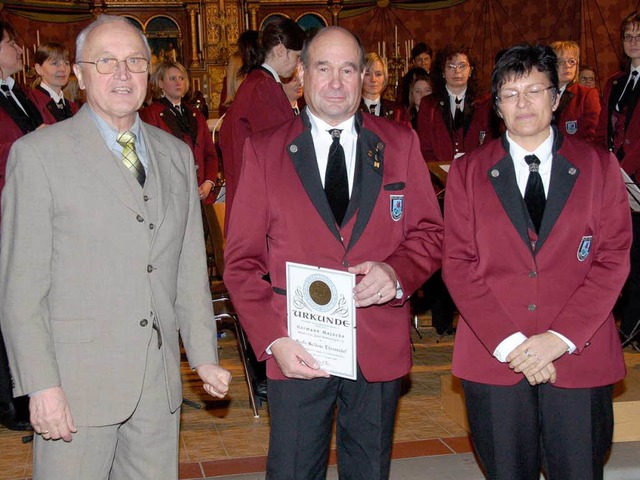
[390,195,404,222]
[565,121,578,135]
[577,235,592,262]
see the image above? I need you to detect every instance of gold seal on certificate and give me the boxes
[286,262,357,380]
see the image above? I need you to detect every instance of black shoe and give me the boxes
[0,401,32,431]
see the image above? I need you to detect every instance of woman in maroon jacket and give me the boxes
[219,18,305,225]
[140,60,219,202]
[30,42,79,122]
[550,41,601,142]
[416,44,493,163]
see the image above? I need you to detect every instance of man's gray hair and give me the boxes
[76,15,151,62]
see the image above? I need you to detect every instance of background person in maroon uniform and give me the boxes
[140,60,219,203]
[549,40,601,142]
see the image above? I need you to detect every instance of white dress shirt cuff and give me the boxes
[547,330,576,354]
[493,332,528,362]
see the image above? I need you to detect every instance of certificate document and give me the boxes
[286,262,357,380]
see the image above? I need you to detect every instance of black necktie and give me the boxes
[325,129,349,226]
[616,71,638,112]
[453,97,463,130]
[369,104,377,115]
[524,154,545,233]
[292,106,299,116]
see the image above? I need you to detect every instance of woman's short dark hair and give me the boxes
[432,44,480,102]
[491,44,559,103]
[411,42,433,61]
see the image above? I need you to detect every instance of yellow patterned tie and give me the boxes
[116,131,146,187]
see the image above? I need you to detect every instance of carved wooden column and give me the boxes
[248,3,259,31]
[328,1,342,26]
[187,4,201,67]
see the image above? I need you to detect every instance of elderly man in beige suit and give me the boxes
[0,15,230,480]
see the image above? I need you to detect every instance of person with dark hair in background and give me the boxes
[218,29,258,116]
[416,44,493,163]
[359,52,408,125]
[0,20,55,432]
[444,44,631,480]
[396,42,433,106]
[140,60,219,202]
[407,70,432,129]
[596,11,640,348]
[31,42,79,122]
[224,26,443,479]
[219,19,304,228]
[549,41,601,142]
[579,65,598,90]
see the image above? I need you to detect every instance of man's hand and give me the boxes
[348,261,398,307]
[198,181,213,201]
[271,337,330,379]
[506,332,568,384]
[30,386,77,442]
[196,364,232,398]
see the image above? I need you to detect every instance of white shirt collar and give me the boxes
[306,108,357,138]
[261,63,281,83]
[39,82,65,104]
[1,76,16,91]
[507,127,555,197]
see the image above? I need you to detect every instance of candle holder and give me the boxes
[386,52,406,97]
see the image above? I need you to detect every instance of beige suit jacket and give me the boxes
[0,105,218,426]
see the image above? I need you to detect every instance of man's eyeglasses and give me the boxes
[496,85,555,104]
[623,34,640,43]
[446,63,469,72]
[77,57,149,74]
[558,58,578,67]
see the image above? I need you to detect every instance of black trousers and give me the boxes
[266,368,401,480]
[462,379,614,480]
[618,212,640,338]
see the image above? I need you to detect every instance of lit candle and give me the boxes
[382,41,386,59]
[26,48,30,67]
[36,30,40,47]
[394,26,398,57]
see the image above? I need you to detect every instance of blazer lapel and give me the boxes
[489,138,531,248]
[536,133,579,252]
[554,88,574,119]
[345,113,383,252]
[288,112,342,243]
[71,107,144,214]
[141,124,170,237]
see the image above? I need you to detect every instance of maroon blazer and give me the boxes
[596,71,640,179]
[554,83,600,142]
[30,86,79,123]
[416,93,493,163]
[358,97,411,127]
[224,111,444,382]
[443,131,631,388]
[219,67,294,223]
[0,86,56,210]
[140,99,219,202]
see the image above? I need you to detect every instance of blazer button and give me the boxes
[149,223,155,230]
[342,260,349,267]
[529,271,537,278]
[147,265,154,273]
[136,215,144,223]
[527,304,536,311]
[140,319,148,327]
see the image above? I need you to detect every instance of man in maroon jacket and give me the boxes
[444,45,631,480]
[225,27,443,480]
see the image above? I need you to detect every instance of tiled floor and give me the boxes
[1,316,639,480]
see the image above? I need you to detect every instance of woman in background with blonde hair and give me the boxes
[360,52,408,124]
[140,60,219,202]
[31,42,78,121]
[550,40,600,142]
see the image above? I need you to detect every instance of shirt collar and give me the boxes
[261,63,281,83]
[40,82,65,104]
[446,86,467,100]
[1,76,16,91]
[306,108,357,139]
[363,97,380,107]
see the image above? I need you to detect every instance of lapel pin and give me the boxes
[376,142,384,151]
[491,169,499,177]
[568,167,577,175]
[367,150,373,157]
[289,144,298,153]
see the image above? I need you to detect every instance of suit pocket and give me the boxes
[384,182,405,191]
[51,318,94,343]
